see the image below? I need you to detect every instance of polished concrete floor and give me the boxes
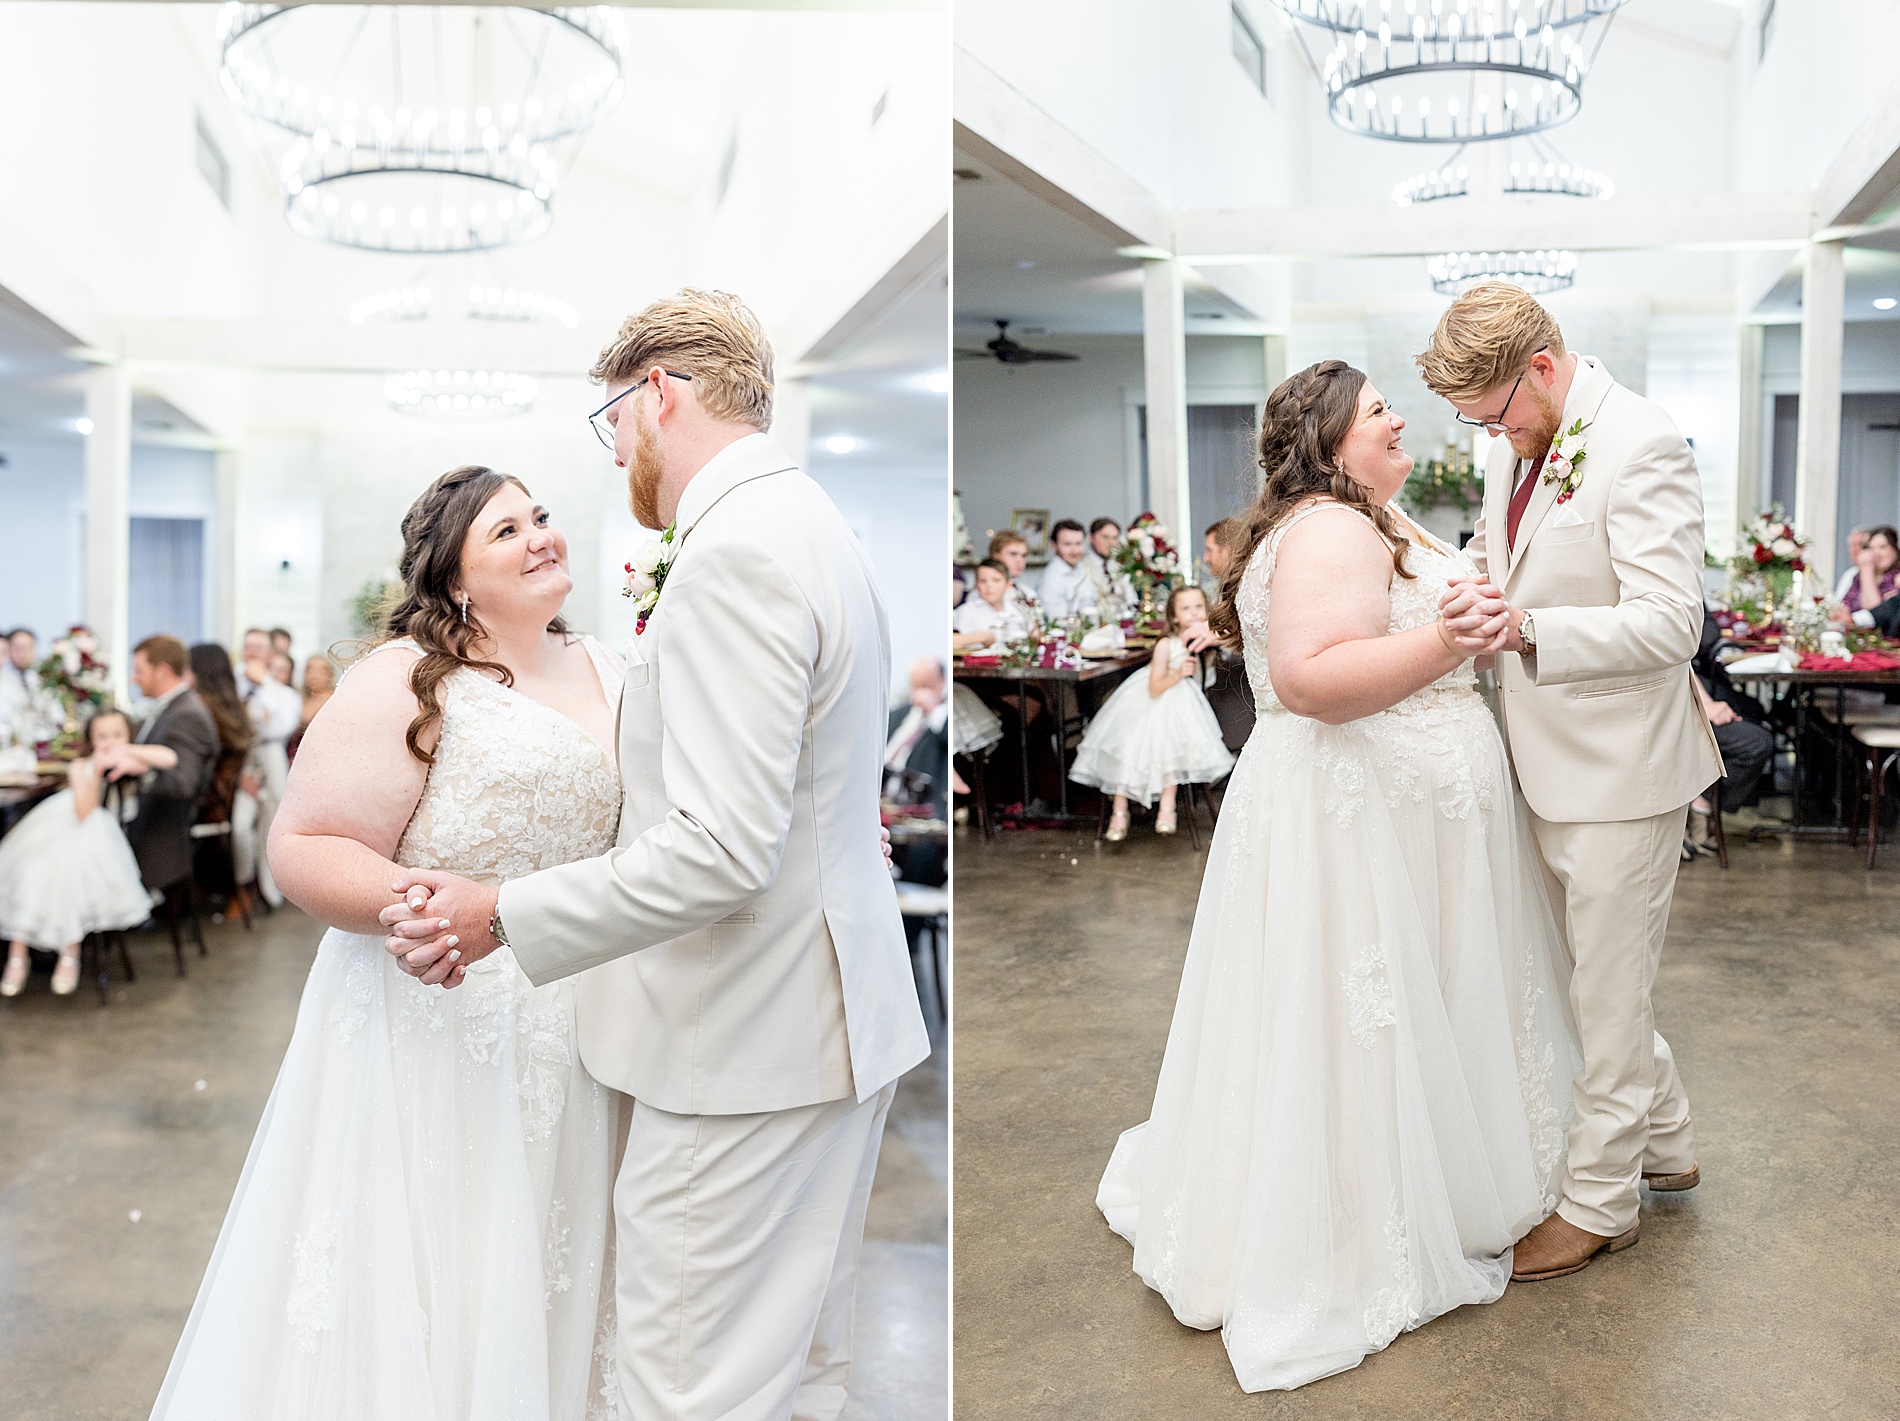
[0,907,945,1421]
[953,814,1900,1419]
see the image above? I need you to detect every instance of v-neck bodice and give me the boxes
[387,637,624,886]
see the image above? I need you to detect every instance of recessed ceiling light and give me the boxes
[1876,297,1898,310]
[922,371,950,395]
[825,435,859,454]
[74,417,94,435]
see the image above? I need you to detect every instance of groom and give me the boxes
[382,288,930,1418]
[1419,282,1723,1281]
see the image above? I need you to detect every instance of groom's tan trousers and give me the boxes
[1529,806,1697,1237]
[613,1081,897,1421]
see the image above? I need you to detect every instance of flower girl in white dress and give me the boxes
[0,709,161,998]
[1069,585,1235,839]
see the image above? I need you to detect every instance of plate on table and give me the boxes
[1724,652,1787,676]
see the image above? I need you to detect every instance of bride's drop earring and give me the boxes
[460,595,469,624]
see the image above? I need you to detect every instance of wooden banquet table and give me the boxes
[954,646,1152,823]
[0,771,65,837]
[1725,658,1900,835]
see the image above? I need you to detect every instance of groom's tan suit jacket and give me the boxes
[502,434,931,1116]
[1467,355,1723,823]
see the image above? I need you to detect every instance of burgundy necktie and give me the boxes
[1506,451,1548,552]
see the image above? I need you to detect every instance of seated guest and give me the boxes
[0,627,54,747]
[237,627,302,907]
[115,636,219,894]
[1037,519,1097,618]
[289,654,336,760]
[1834,525,1900,627]
[188,643,258,903]
[1087,517,1133,617]
[954,560,1029,652]
[1186,519,1257,765]
[1686,605,1775,855]
[887,658,949,887]
[886,656,950,818]
[0,708,163,997]
[1835,527,1872,600]
[269,650,296,687]
[987,531,1042,616]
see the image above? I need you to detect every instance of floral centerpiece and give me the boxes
[1112,513,1182,614]
[33,625,114,759]
[1729,506,1811,608]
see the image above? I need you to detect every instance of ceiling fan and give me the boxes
[955,319,1079,365]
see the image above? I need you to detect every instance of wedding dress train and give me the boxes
[151,637,625,1421]
[1097,502,1582,1391]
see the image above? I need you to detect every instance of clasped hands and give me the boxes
[380,827,902,990]
[1437,576,1527,656]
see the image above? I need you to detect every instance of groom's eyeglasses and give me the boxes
[1452,348,1549,434]
[588,371,694,449]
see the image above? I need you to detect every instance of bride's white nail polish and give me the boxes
[448,948,461,961]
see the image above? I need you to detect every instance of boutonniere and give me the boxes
[1541,418,1591,503]
[621,522,677,635]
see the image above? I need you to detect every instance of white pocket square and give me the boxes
[1549,505,1588,528]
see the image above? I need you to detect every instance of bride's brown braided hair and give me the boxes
[1210,359,1415,644]
[379,465,570,765]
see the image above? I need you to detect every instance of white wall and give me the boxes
[956,334,1267,548]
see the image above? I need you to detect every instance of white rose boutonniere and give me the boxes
[1541,417,1592,504]
[621,522,677,635]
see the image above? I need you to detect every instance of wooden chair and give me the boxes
[1850,725,1900,869]
[191,746,254,930]
[79,929,135,1006]
[1706,779,1728,869]
[953,748,996,842]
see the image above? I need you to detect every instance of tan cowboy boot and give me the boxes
[1511,1212,1639,1282]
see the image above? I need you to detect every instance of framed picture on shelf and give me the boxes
[1010,508,1051,564]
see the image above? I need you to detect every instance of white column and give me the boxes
[1735,321,1765,546]
[84,366,133,703]
[214,447,243,648]
[1141,257,1190,536]
[770,376,812,473]
[1795,239,1845,587]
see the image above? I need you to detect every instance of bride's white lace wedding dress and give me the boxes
[151,637,625,1421]
[1097,501,1582,1392]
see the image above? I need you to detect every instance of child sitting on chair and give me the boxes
[1070,585,1235,841]
[0,710,167,997]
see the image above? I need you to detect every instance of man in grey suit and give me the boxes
[111,635,218,890]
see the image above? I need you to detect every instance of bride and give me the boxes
[150,465,894,1418]
[1097,361,1582,1391]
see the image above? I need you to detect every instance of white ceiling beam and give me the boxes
[98,316,609,378]
[1171,192,1816,262]
[1814,77,1900,228]
[953,47,1169,252]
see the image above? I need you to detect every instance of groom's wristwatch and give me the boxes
[489,906,511,950]
[1518,610,1538,652]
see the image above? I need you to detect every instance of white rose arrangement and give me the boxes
[621,522,678,635]
[1540,418,1592,504]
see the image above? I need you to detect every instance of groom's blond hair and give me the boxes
[591,288,775,429]
[1416,281,1566,403]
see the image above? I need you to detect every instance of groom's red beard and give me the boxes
[627,406,666,531]
[1507,384,1565,461]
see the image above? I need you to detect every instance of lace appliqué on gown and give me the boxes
[1343,943,1397,1050]
[151,636,626,1421]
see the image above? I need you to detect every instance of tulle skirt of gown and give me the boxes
[1069,675,1235,806]
[1097,691,1580,1392]
[0,789,152,948]
[150,929,620,1421]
